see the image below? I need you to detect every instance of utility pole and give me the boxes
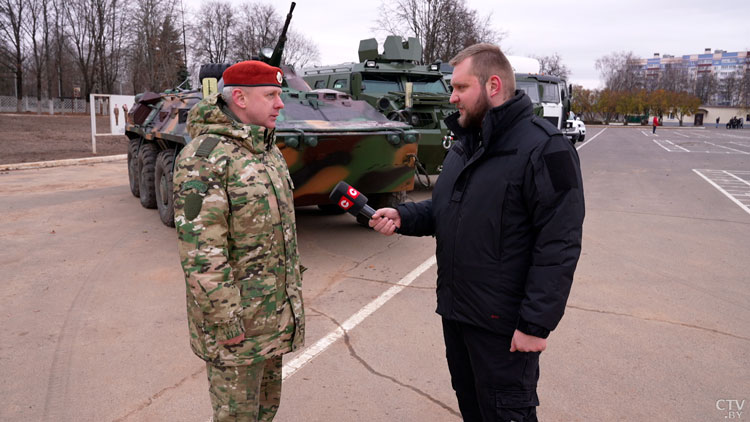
[180,0,188,70]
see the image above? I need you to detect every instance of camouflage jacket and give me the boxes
[174,93,304,366]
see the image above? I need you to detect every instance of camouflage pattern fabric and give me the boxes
[206,356,283,421]
[174,92,304,367]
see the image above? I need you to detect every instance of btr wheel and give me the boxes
[578,134,585,142]
[317,203,346,215]
[127,139,141,197]
[155,149,176,227]
[356,191,407,227]
[138,143,159,209]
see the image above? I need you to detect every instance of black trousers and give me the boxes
[442,319,540,422]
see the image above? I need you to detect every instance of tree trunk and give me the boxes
[15,66,23,112]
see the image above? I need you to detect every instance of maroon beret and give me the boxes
[222,60,284,87]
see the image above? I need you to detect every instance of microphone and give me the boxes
[328,181,376,219]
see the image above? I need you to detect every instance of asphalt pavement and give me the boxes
[1,126,748,421]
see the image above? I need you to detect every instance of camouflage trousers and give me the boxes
[206,355,283,422]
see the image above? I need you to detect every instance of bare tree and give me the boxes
[94,0,128,94]
[129,0,183,92]
[739,68,750,111]
[376,0,503,64]
[231,2,279,60]
[283,29,319,69]
[42,0,53,97]
[156,15,186,88]
[226,2,318,68]
[63,0,101,100]
[191,0,234,64]
[51,0,67,97]
[693,72,718,104]
[0,0,26,108]
[718,73,739,106]
[595,51,643,92]
[534,53,570,79]
[25,0,44,101]
[658,63,689,93]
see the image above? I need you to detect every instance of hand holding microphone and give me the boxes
[369,208,400,236]
[328,181,400,235]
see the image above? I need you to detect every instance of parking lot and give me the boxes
[1,126,748,421]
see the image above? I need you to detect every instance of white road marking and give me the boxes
[703,141,750,154]
[723,171,750,188]
[652,139,671,152]
[719,132,750,140]
[693,169,750,216]
[282,255,437,380]
[665,140,690,152]
[728,141,750,153]
[672,131,690,138]
[576,127,606,150]
[641,130,650,137]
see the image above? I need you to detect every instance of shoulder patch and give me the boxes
[531,116,560,137]
[543,150,579,192]
[195,137,221,158]
[184,193,203,220]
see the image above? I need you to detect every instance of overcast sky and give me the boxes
[185,0,750,89]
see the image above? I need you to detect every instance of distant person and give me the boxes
[716,116,720,128]
[173,60,304,422]
[113,104,119,126]
[369,43,585,421]
[653,116,659,134]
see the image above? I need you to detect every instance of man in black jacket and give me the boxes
[370,44,584,421]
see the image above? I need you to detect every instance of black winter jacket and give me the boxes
[397,91,584,338]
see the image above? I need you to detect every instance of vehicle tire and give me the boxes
[127,139,141,198]
[356,191,407,227]
[317,203,346,215]
[155,149,176,227]
[138,142,159,209]
[578,134,585,142]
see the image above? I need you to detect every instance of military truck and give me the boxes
[124,3,419,227]
[301,36,455,175]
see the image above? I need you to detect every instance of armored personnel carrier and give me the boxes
[124,3,419,227]
[301,36,455,175]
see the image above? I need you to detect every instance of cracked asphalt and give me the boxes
[1,126,748,421]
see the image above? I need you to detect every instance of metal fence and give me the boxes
[0,96,110,115]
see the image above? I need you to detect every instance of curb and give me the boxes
[0,154,127,171]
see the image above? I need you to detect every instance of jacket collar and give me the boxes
[186,93,273,154]
[445,90,533,152]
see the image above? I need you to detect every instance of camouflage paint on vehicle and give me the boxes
[123,4,419,226]
[125,82,419,208]
[274,84,418,206]
[301,36,455,174]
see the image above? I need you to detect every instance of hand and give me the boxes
[510,329,546,352]
[368,208,401,236]
[218,333,245,345]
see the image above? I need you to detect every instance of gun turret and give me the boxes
[268,2,296,67]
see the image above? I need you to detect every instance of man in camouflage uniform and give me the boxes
[173,60,304,422]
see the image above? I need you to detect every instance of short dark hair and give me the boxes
[450,43,515,100]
